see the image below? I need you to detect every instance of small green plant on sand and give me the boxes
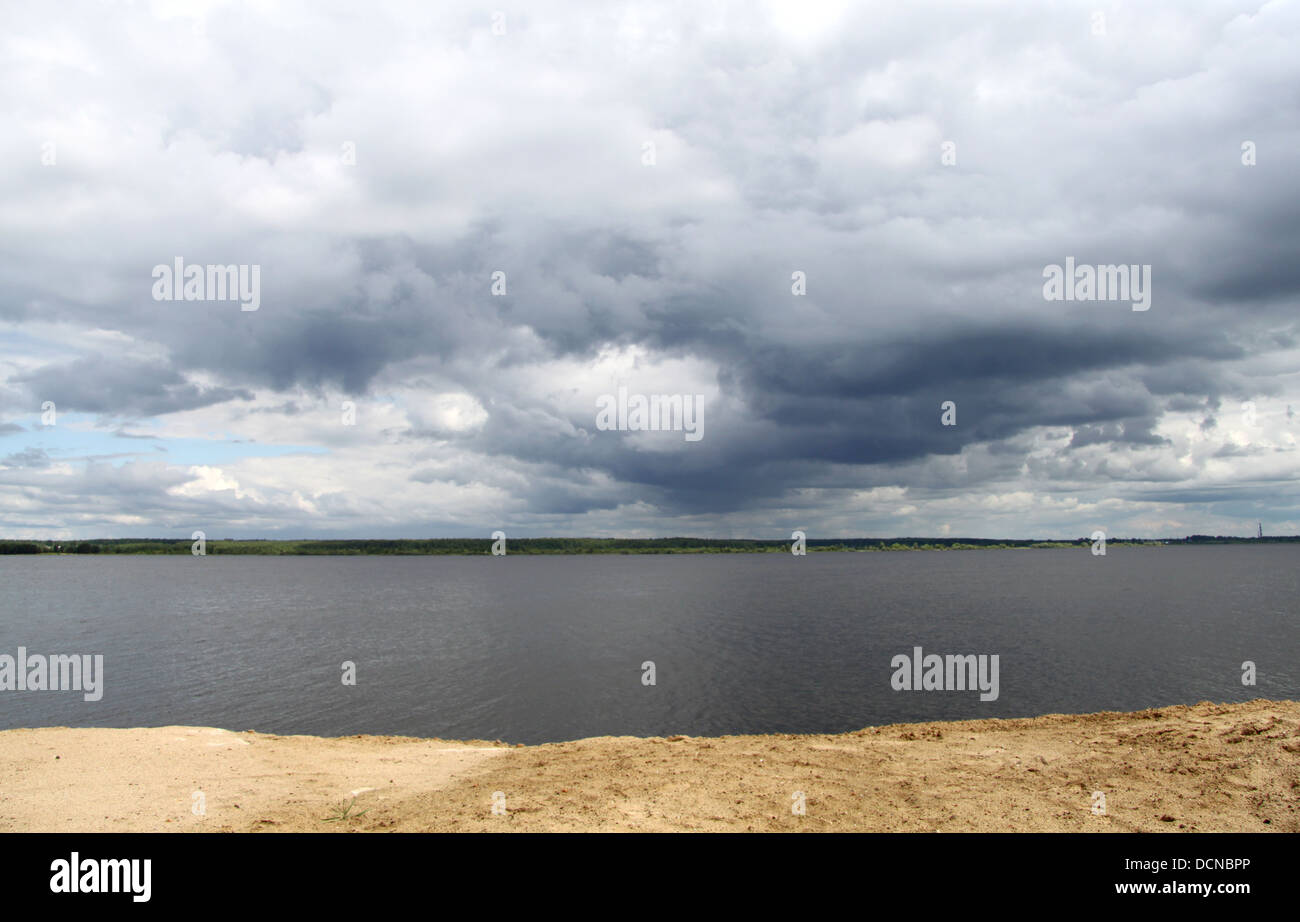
[323,796,370,822]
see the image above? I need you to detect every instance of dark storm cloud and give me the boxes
[447,321,1232,512]
[14,357,253,418]
[1069,418,1169,449]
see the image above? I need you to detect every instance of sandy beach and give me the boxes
[0,699,1295,832]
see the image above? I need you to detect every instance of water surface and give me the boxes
[0,547,1295,743]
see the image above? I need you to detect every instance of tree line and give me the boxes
[0,535,1264,556]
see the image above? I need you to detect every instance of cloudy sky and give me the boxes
[2,0,1298,540]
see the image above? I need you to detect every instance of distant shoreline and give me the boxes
[2,535,1296,556]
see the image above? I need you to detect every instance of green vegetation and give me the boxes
[322,796,370,822]
[0,535,1282,556]
[0,542,42,554]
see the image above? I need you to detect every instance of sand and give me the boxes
[0,699,1295,832]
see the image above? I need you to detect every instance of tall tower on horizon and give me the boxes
[1258,522,1264,539]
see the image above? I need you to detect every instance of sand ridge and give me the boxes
[0,700,1296,832]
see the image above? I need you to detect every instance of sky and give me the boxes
[1,0,1298,541]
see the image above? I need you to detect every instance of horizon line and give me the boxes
[6,534,1297,544]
